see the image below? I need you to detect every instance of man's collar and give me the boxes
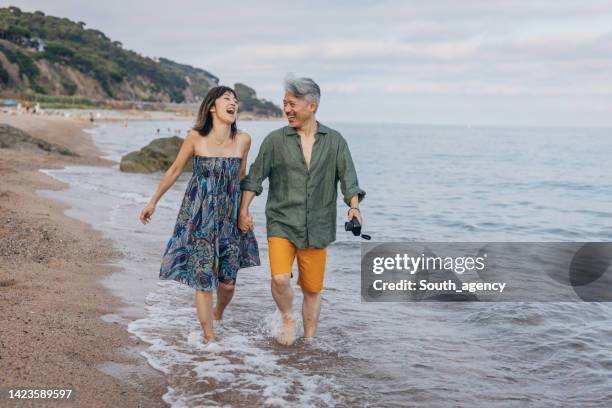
[286,121,329,136]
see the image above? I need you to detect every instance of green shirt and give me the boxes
[241,122,366,249]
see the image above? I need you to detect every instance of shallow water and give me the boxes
[39,120,612,407]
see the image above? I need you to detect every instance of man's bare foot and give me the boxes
[276,315,296,346]
[203,333,216,343]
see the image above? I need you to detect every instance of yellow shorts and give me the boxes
[267,237,328,293]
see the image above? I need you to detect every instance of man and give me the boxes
[239,75,365,345]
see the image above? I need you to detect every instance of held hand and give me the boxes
[348,208,363,225]
[140,203,156,225]
[238,211,253,233]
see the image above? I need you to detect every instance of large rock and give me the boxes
[119,136,192,173]
[0,123,78,156]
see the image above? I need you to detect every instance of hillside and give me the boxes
[0,7,282,117]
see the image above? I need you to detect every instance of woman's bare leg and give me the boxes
[195,290,215,342]
[213,282,235,320]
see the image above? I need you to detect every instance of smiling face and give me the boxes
[210,91,238,125]
[283,91,317,128]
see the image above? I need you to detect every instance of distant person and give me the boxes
[156,128,160,137]
[139,86,260,343]
[239,75,365,345]
[89,112,95,124]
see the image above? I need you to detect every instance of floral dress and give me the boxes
[159,155,260,291]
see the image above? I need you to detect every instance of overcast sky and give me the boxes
[6,1,612,126]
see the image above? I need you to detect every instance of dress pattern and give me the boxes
[159,155,260,291]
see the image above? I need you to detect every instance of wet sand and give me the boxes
[0,112,168,407]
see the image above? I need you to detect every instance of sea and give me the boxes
[38,119,612,407]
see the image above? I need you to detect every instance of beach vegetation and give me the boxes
[0,7,281,117]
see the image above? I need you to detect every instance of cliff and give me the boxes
[0,7,282,118]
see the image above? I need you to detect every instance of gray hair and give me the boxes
[284,74,321,104]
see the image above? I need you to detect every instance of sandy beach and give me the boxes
[0,112,167,407]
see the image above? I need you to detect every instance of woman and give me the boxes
[139,86,260,342]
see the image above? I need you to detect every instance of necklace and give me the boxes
[212,136,230,157]
[210,132,229,146]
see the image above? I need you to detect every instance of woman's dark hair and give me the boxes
[193,86,238,138]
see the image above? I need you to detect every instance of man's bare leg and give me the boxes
[302,289,321,338]
[271,273,295,345]
[195,290,215,342]
[213,282,235,320]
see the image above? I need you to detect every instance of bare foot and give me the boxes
[213,305,223,321]
[276,315,296,346]
[203,333,216,343]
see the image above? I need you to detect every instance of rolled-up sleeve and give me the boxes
[337,136,366,206]
[241,134,273,196]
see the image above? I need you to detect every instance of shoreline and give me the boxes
[1,107,283,123]
[0,112,168,407]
